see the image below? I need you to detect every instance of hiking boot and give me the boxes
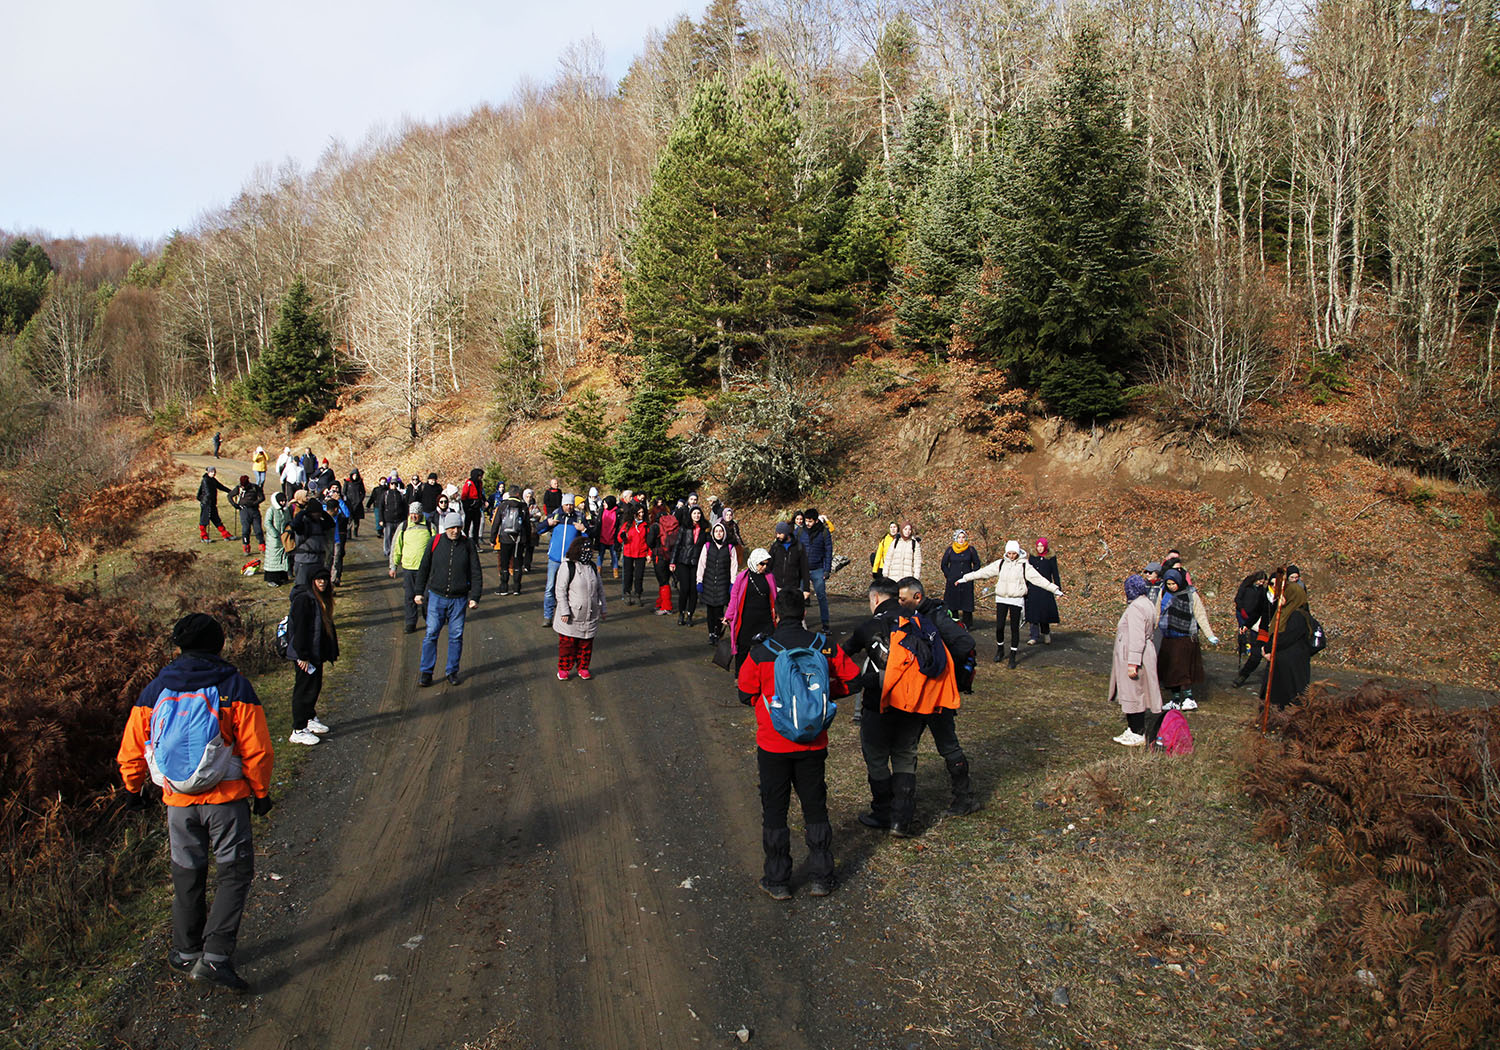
[944,757,980,817]
[685,612,694,627]
[190,957,249,992]
[1232,676,1247,688]
[677,612,685,625]
[305,717,329,735]
[858,811,893,830]
[889,772,919,837]
[808,878,837,897]
[889,819,924,839]
[405,623,417,634]
[288,729,320,746]
[418,672,433,688]
[758,878,792,901]
[446,672,461,686]
[167,950,199,974]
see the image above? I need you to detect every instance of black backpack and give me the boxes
[501,502,524,539]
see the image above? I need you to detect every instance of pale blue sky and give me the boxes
[3,0,696,243]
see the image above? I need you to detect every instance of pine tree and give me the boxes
[625,66,838,384]
[245,277,338,430]
[892,155,988,356]
[545,391,615,486]
[974,29,1155,422]
[835,162,900,290]
[605,353,692,497]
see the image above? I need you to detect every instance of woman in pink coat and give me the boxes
[1108,574,1163,746]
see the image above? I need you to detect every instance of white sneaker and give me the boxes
[288,729,321,746]
[1112,730,1147,746]
[1163,700,1181,711]
[1180,698,1198,711]
[305,717,330,734]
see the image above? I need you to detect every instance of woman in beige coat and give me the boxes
[1108,574,1163,746]
[554,534,607,680]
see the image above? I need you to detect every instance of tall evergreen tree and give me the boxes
[545,391,615,485]
[974,30,1155,421]
[892,154,988,356]
[625,66,838,385]
[245,277,338,430]
[606,353,692,497]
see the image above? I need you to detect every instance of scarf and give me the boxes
[951,542,970,554]
[1163,588,1197,637]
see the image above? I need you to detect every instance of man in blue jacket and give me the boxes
[797,509,834,633]
[537,494,582,627]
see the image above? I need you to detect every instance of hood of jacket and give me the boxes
[152,652,243,693]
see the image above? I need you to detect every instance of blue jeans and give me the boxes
[254,471,266,486]
[420,592,469,675]
[809,568,829,626]
[542,558,562,621]
[607,544,621,571]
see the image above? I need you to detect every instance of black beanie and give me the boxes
[172,613,225,654]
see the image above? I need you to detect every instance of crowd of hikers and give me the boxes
[139,446,1324,989]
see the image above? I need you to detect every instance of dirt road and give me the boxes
[111,520,918,1050]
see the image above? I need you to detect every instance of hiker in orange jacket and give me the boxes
[117,613,274,992]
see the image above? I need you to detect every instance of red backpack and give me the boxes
[1154,710,1194,755]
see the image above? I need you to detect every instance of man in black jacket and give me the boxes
[840,577,920,835]
[380,477,409,559]
[414,510,483,687]
[768,521,810,601]
[487,487,532,596]
[896,577,982,817]
[197,467,234,543]
[416,472,443,528]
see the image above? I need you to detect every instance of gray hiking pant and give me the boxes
[167,799,254,962]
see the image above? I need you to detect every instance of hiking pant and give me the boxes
[1027,620,1051,641]
[383,524,397,560]
[1239,636,1267,680]
[859,704,926,779]
[372,504,384,536]
[400,568,423,630]
[239,509,264,548]
[622,556,646,599]
[421,592,468,676]
[757,747,832,885]
[330,541,346,583]
[497,541,523,593]
[199,504,228,532]
[464,508,482,545]
[922,708,966,765]
[995,603,1022,652]
[291,662,323,730]
[809,568,829,626]
[558,636,594,674]
[167,799,254,963]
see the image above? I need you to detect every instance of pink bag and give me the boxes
[1154,709,1194,755]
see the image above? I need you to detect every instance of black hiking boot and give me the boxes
[994,644,1003,663]
[944,756,982,816]
[190,957,249,992]
[889,772,921,837]
[859,776,894,830]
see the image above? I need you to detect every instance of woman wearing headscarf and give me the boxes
[724,548,778,673]
[262,492,291,587]
[1156,568,1220,711]
[1266,582,1314,709]
[958,540,1063,667]
[697,521,739,645]
[343,469,366,538]
[1024,537,1063,645]
[882,522,922,581]
[939,529,981,626]
[1108,574,1163,746]
[672,505,709,626]
[1231,570,1271,688]
[554,534,607,680]
[871,521,899,580]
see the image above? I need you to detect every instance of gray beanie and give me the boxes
[409,501,424,516]
[439,509,464,531]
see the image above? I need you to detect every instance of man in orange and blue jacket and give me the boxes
[117,613,274,992]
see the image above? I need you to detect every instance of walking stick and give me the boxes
[1259,571,1287,734]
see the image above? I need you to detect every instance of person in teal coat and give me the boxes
[262,493,291,586]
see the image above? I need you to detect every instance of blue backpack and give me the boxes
[145,685,243,794]
[762,634,837,743]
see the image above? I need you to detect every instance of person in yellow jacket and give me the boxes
[251,445,269,486]
[388,501,434,632]
[871,521,898,581]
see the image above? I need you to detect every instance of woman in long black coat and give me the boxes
[1024,537,1063,644]
[940,529,980,626]
[1266,582,1313,709]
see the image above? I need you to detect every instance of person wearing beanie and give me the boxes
[958,539,1063,668]
[768,521,810,604]
[487,486,533,596]
[414,509,483,686]
[231,474,265,555]
[196,467,234,543]
[286,567,338,744]
[116,613,274,992]
[388,502,435,632]
[417,473,442,527]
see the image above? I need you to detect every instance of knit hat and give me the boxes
[748,547,771,569]
[443,483,459,498]
[239,475,250,486]
[439,510,464,531]
[774,521,792,537]
[575,495,586,507]
[172,613,225,654]
[562,493,575,507]
[408,501,423,516]
[1004,539,1022,556]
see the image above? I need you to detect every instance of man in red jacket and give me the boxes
[736,590,860,900]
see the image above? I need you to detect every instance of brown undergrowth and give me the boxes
[1247,684,1500,1049]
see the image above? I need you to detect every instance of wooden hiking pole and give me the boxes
[1259,571,1287,733]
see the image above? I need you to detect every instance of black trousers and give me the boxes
[464,508,482,544]
[1239,636,1267,679]
[168,799,253,961]
[291,663,323,730]
[995,604,1022,650]
[705,604,725,637]
[653,557,673,588]
[622,556,646,597]
[677,573,698,615]
[860,704,927,778]
[497,541,523,593]
[401,568,423,629]
[757,747,833,885]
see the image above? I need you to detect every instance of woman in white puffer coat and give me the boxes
[958,539,1063,668]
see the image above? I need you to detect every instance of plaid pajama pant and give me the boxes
[557,636,593,673]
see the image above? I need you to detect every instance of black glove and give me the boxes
[123,788,148,811]
[252,795,275,817]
